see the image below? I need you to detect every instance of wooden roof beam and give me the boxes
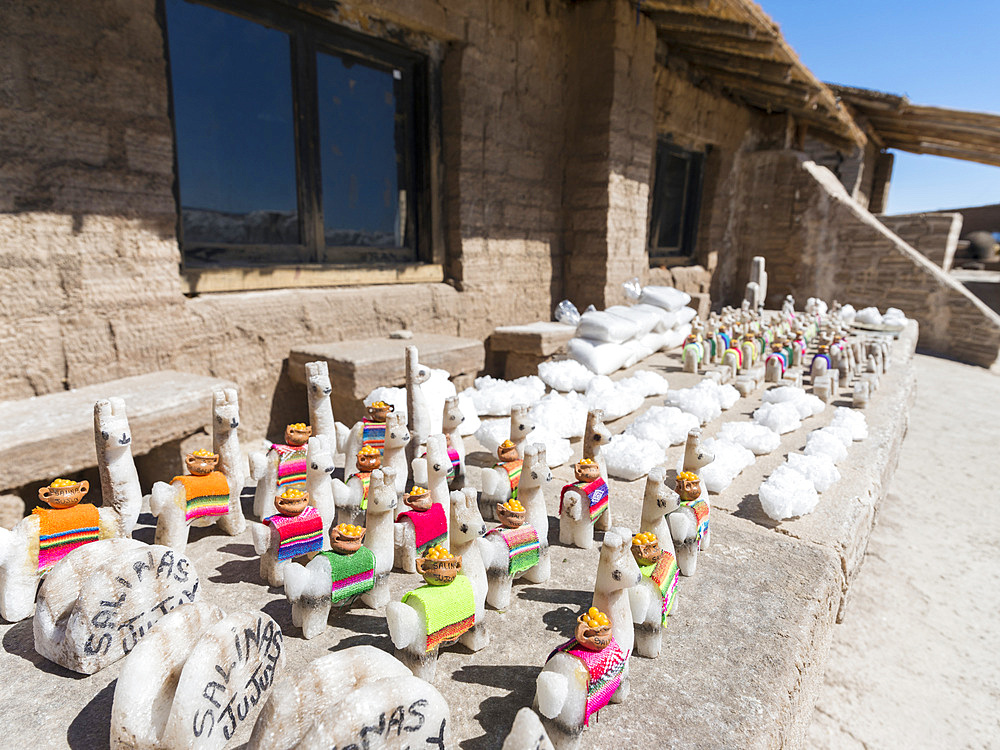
[646,8,774,41]
[663,42,794,81]
[654,28,777,57]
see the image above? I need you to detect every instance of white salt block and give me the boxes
[625,406,700,448]
[762,385,825,418]
[34,539,200,674]
[752,401,802,434]
[537,359,596,393]
[759,465,820,521]
[665,384,723,424]
[111,602,227,749]
[502,708,555,750]
[604,433,666,481]
[717,422,781,455]
[785,453,841,493]
[804,429,849,463]
[639,285,691,311]
[247,646,444,750]
[585,376,646,420]
[831,406,868,441]
[699,438,755,493]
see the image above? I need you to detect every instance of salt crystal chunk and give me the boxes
[538,359,596,393]
[639,285,691,312]
[882,307,907,325]
[785,452,841,492]
[822,424,853,447]
[626,370,671,397]
[717,422,781,455]
[831,406,868,441]
[530,391,589,439]
[467,375,546,415]
[625,406,699,448]
[603,433,666,481]
[762,385,825,418]
[456,392,481,436]
[699,438,755,493]
[855,306,882,325]
[804,428,848,463]
[839,304,856,325]
[585,376,646,420]
[367,368,477,435]
[753,401,802,434]
[759,464,820,521]
[665,383,725,424]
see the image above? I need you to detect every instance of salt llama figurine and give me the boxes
[251,422,311,519]
[629,467,681,658]
[342,406,411,498]
[582,409,613,531]
[386,536,478,680]
[0,397,146,621]
[479,444,551,609]
[668,471,710,576]
[480,439,523,521]
[284,468,398,638]
[250,487,325,586]
[394,485,448,574]
[386,487,490,678]
[535,528,640,748]
[558,459,609,549]
[333,445,381,526]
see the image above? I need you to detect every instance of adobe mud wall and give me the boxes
[878,212,963,271]
[730,150,1000,368]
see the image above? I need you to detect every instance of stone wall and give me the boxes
[878,212,963,271]
[0,0,667,436]
[729,150,1000,368]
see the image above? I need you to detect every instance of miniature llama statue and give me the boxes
[582,409,613,531]
[535,528,641,748]
[509,403,536,458]
[479,444,552,610]
[667,470,710,576]
[0,399,141,622]
[305,360,342,455]
[283,467,398,638]
[558,458,610,550]
[441,396,467,485]
[395,434,451,571]
[385,487,490,680]
[630,467,681,658]
[250,436,336,586]
[480,408,536,521]
[343,410,411,498]
[405,345,432,468]
[149,391,247,549]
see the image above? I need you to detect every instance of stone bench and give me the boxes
[0,371,236,496]
[487,321,576,378]
[288,333,485,424]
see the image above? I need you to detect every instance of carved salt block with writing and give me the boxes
[501,708,555,750]
[33,539,199,674]
[249,645,449,750]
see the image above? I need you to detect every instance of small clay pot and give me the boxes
[631,540,662,565]
[404,490,433,511]
[497,444,519,463]
[285,424,312,447]
[366,402,393,422]
[38,480,89,509]
[675,475,702,503]
[274,490,310,517]
[575,615,612,651]
[185,452,219,476]
[573,462,601,483]
[496,504,525,529]
[330,526,366,554]
[356,452,381,473]
[416,555,462,586]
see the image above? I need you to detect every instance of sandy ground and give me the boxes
[808,353,1000,749]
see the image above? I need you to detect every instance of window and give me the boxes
[647,140,704,260]
[163,0,428,269]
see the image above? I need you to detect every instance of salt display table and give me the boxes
[0,323,918,748]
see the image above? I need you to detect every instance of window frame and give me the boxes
[159,0,441,282]
[647,138,705,262]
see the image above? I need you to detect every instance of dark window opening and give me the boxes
[163,0,427,269]
[648,140,704,259]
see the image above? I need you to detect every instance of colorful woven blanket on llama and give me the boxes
[396,502,447,555]
[681,498,710,548]
[640,550,679,624]
[811,352,831,370]
[401,574,475,652]
[348,471,372,511]
[719,332,731,350]
[271,443,307,489]
[724,347,743,368]
[559,477,609,523]
[548,636,629,726]
[172,471,230,523]
[34,504,100,574]
[497,460,522,501]
[319,547,375,605]
[264,506,323,560]
[766,352,788,375]
[361,419,386,454]
[684,341,704,363]
[487,524,540,576]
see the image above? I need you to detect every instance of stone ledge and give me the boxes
[0,371,235,491]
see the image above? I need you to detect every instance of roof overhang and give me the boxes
[642,0,867,149]
[829,84,1000,167]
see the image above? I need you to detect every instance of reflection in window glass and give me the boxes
[316,51,404,251]
[165,0,299,245]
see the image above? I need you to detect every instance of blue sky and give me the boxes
[759,0,1000,214]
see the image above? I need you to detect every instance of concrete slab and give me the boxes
[0,371,236,491]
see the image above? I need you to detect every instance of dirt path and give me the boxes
[808,354,1000,749]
